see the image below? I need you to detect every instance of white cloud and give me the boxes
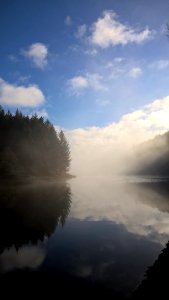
[0,78,45,107]
[90,10,153,48]
[68,73,106,94]
[75,24,87,38]
[65,16,72,26]
[67,95,169,175]
[22,43,48,69]
[129,67,142,78]
[150,59,169,70]
[68,76,89,93]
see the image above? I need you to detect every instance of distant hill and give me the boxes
[129,131,169,176]
[0,106,71,179]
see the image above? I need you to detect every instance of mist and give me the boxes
[67,95,169,176]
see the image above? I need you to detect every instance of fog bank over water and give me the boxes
[67,95,169,175]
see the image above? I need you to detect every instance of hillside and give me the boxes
[130,131,169,176]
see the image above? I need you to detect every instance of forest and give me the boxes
[0,106,71,179]
[130,131,169,176]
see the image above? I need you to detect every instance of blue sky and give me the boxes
[1,0,169,129]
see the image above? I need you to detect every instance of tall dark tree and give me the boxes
[58,130,71,174]
[0,107,71,179]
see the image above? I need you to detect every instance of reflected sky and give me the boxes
[1,177,169,298]
[70,176,169,245]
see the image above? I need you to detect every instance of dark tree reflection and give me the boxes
[0,181,71,253]
[132,240,169,299]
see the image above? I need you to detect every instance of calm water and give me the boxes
[1,176,169,298]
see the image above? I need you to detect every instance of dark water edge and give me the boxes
[0,173,76,185]
[0,176,169,299]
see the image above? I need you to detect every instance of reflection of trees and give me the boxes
[132,240,169,299]
[0,181,71,253]
[129,181,169,214]
[130,181,169,299]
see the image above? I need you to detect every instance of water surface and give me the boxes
[1,176,169,298]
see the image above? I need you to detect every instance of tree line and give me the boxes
[129,131,169,176]
[0,106,71,179]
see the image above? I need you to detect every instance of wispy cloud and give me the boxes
[18,75,31,84]
[149,59,169,70]
[128,67,142,78]
[67,73,107,94]
[90,10,154,48]
[113,57,124,63]
[84,49,98,56]
[29,108,48,118]
[87,73,107,91]
[105,58,143,80]
[68,76,89,93]
[65,16,72,26]
[22,43,48,69]
[96,98,110,106]
[0,78,45,107]
[8,54,18,63]
[75,24,87,39]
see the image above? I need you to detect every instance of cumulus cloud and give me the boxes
[75,24,87,38]
[22,43,48,69]
[68,73,106,94]
[65,16,72,26]
[0,78,45,107]
[129,67,142,78]
[90,10,153,48]
[67,95,169,175]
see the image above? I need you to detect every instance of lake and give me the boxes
[0,176,169,298]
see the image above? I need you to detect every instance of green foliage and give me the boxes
[0,106,71,179]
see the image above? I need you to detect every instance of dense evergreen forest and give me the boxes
[0,106,71,179]
[130,131,169,176]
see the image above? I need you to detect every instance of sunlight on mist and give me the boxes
[67,95,169,175]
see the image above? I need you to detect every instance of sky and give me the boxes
[1,0,169,174]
